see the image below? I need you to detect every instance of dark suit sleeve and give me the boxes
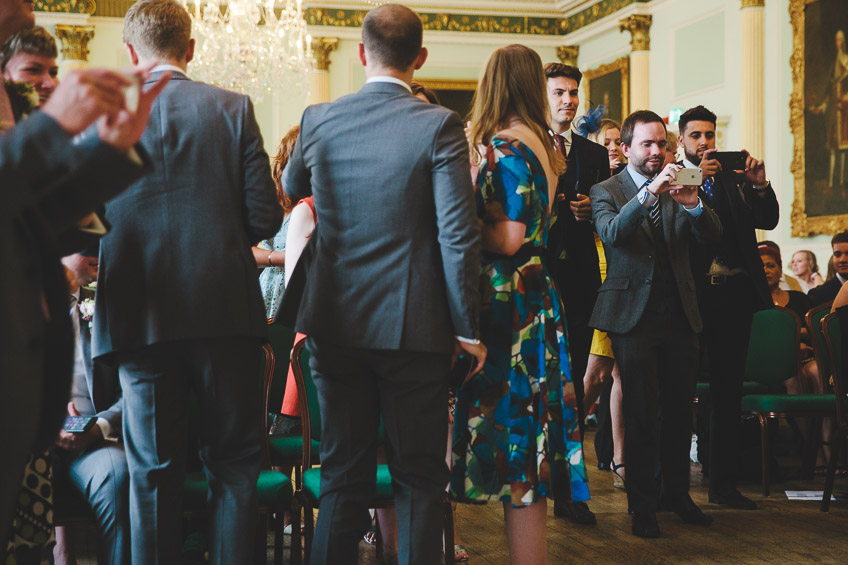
[241,96,283,243]
[0,112,80,218]
[590,181,650,247]
[283,108,313,201]
[431,111,481,340]
[744,183,779,231]
[687,200,723,245]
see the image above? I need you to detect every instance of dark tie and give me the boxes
[702,176,714,199]
[645,180,661,229]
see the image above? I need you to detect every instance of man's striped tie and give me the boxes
[645,180,661,229]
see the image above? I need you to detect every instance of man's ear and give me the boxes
[621,143,631,160]
[413,47,428,71]
[185,38,195,64]
[125,42,140,66]
[358,43,367,67]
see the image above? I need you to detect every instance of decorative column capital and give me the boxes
[619,14,652,52]
[741,0,765,8]
[311,37,339,71]
[54,24,95,61]
[556,45,579,67]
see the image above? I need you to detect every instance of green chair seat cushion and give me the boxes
[183,470,293,510]
[269,435,321,462]
[741,394,836,413]
[695,381,770,397]
[302,464,393,500]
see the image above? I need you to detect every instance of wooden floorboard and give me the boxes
[60,428,848,564]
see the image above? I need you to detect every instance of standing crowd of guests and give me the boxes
[2,1,848,564]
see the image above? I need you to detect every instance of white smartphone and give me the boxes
[122,74,141,113]
[676,168,703,186]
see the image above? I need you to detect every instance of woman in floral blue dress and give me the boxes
[451,44,589,563]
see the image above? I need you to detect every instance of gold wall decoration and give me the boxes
[34,0,94,15]
[54,24,95,61]
[789,0,848,237]
[583,56,630,124]
[311,37,339,72]
[415,79,477,121]
[741,0,765,8]
[619,14,652,51]
[560,0,650,36]
[557,45,580,67]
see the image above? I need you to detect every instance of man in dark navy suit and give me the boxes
[809,231,848,306]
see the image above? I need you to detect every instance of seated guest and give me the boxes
[809,231,848,306]
[761,240,804,292]
[54,269,129,565]
[253,125,301,317]
[790,250,824,292]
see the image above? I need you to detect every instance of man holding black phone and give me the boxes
[678,105,779,511]
[544,62,611,525]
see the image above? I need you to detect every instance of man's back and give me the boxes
[93,73,281,357]
[288,81,479,354]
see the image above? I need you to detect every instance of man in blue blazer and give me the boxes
[283,5,485,563]
[590,110,722,538]
[91,1,282,563]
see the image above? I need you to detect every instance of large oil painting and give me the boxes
[791,0,848,236]
[416,79,477,121]
[583,57,629,125]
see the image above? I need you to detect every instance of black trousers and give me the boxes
[610,305,699,513]
[698,276,756,496]
[306,338,450,565]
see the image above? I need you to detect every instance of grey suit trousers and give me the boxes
[116,336,263,565]
[306,337,451,565]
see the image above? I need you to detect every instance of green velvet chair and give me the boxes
[739,307,837,496]
[287,338,455,565]
[821,308,846,512]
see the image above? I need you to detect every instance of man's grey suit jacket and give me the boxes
[589,169,722,335]
[93,72,282,358]
[284,81,480,354]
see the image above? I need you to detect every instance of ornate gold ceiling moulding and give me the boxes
[559,0,650,35]
[557,45,580,66]
[54,24,95,61]
[311,37,339,72]
[740,0,765,8]
[619,14,652,51]
[34,0,95,15]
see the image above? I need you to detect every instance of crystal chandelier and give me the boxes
[182,0,313,103]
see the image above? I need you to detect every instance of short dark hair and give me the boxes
[361,4,423,71]
[411,82,440,104]
[620,110,666,146]
[0,26,58,72]
[678,105,717,136]
[833,231,848,246]
[543,62,582,86]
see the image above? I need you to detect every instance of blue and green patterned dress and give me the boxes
[451,135,589,507]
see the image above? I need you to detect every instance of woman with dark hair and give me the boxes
[451,44,588,563]
[252,125,300,317]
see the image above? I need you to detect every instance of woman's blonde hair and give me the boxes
[272,125,300,215]
[589,119,621,146]
[468,44,565,175]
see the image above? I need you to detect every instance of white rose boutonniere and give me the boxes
[78,298,95,329]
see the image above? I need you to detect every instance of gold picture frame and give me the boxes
[789,0,848,237]
[583,56,630,125]
[415,78,478,121]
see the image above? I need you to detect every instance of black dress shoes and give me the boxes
[709,489,758,510]
[659,493,713,526]
[631,512,660,538]
[553,501,597,525]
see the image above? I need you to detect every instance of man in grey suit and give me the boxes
[283,4,485,563]
[0,0,169,545]
[91,1,282,563]
[54,278,129,565]
[590,110,721,538]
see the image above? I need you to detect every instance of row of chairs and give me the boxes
[693,302,845,509]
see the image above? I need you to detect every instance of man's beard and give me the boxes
[633,155,662,178]
[684,147,703,166]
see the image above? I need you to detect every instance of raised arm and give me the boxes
[590,182,650,248]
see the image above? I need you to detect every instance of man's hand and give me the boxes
[452,340,487,381]
[647,163,682,196]
[62,253,98,286]
[55,402,102,452]
[42,69,133,136]
[698,148,722,177]
[97,64,171,151]
[740,149,767,187]
[669,184,700,208]
[570,193,592,222]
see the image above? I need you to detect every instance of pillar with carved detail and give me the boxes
[54,24,94,77]
[557,45,579,67]
[740,0,764,160]
[308,37,338,105]
[619,15,651,112]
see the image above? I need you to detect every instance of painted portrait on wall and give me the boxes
[415,79,476,121]
[791,0,848,236]
[583,57,629,125]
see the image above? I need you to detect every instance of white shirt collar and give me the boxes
[683,158,698,169]
[549,128,573,145]
[365,76,412,93]
[626,164,652,189]
[151,64,187,76]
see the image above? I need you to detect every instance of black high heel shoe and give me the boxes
[611,460,626,490]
